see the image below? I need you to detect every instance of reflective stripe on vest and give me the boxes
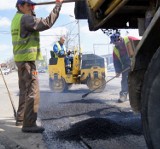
[55,42,66,58]
[113,47,121,59]
[12,37,39,46]
[11,13,43,61]
[13,48,40,55]
[113,36,129,60]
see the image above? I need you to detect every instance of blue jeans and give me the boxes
[65,57,70,66]
[65,56,73,66]
[120,69,130,96]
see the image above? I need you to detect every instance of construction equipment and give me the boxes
[0,68,17,118]
[48,48,107,93]
[82,67,130,98]
[74,0,160,148]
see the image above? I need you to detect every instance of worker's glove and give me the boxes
[56,0,63,3]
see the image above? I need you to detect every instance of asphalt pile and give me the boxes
[54,112,142,141]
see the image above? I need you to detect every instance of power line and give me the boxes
[54,21,77,28]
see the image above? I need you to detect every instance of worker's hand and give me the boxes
[116,73,120,77]
[56,0,63,3]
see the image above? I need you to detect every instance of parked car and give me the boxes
[2,68,11,75]
[38,69,46,73]
[107,63,115,72]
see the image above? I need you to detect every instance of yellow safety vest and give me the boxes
[113,36,129,60]
[11,13,43,61]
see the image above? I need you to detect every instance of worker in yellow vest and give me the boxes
[110,32,136,103]
[11,0,63,133]
[53,36,72,73]
[53,36,67,57]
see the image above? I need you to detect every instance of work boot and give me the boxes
[22,125,45,133]
[15,120,23,126]
[118,94,127,103]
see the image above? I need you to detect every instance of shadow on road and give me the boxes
[59,99,108,104]
[55,112,142,141]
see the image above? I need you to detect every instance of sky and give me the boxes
[0,0,140,63]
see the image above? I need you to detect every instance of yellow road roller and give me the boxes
[48,48,107,92]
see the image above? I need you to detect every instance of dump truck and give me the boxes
[74,0,160,149]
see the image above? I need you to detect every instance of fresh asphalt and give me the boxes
[0,71,147,149]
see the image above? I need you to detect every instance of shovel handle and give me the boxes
[35,0,83,5]
[82,67,131,98]
[0,68,17,118]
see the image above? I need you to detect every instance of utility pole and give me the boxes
[69,15,81,51]
[45,49,48,68]
[77,20,81,51]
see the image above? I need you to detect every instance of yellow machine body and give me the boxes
[48,49,106,92]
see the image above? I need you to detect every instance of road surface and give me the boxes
[38,72,147,149]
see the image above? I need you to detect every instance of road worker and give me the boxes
[53,36,72,73]
[11,0,63,133]
[110,32,136,103]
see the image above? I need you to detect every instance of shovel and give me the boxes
[82,67,130,98]
[35,0,84,5]
[0,68,17,118]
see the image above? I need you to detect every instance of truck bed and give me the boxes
[75,0,150,31]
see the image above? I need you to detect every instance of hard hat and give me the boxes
[110,32,120,44]
[16,0,36,5]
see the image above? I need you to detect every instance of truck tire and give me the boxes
[141,47,160,149]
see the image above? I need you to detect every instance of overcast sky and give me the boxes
[0,0,140,63]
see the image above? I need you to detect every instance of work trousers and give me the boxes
[16,61,40,127]
[120,69,130,96]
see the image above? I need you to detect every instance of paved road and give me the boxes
[0,71,148,149]
[38,72,147,149]
[0,71,46,149]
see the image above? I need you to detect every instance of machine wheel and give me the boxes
[87,77,106,93]
[49,78,67,93]
[67,83,73,90]
[141,47,160,149]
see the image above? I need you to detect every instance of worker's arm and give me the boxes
[124,37,135,58]
[20,2,62,38]
[53,44,59,55]
[126,41,135,58]
[113,50,122,75]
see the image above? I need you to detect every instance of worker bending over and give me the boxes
[110,32,136,103]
